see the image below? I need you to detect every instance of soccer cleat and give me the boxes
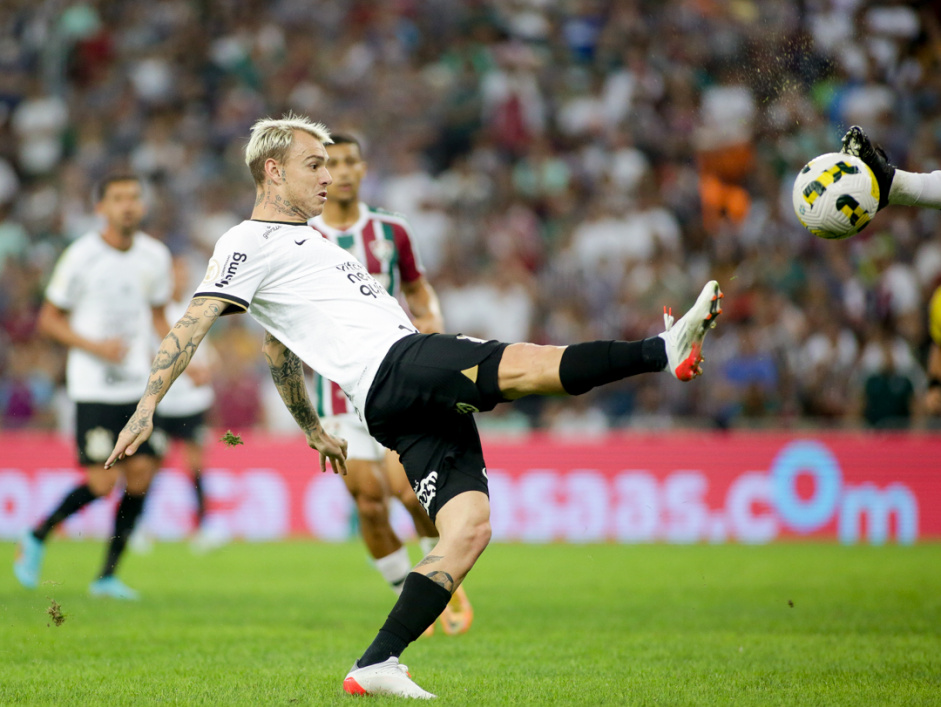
[89,576,140,600]
[840,125,895,210]
[343,657,436,699]
[13,530,44,589]
[439,585,474,636]
[659,281,723,381]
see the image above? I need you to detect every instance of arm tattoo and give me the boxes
[425,571,455,593]
[142,299,221,405]
[263,333,322,435]
[415,555,443,568]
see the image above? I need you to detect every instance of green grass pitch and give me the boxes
[2,541,939,705]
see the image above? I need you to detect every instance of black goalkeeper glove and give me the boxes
[840,125,895,210]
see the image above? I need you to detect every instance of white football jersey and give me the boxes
[45,231,172,403]
[193,220,417,418]
[155,297,215,417]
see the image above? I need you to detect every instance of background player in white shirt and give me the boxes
[13,174,172,600]
[309,133,471,635]
[105,115,721,698]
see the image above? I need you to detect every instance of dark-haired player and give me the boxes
[310,133,471,635]
[13,174,171,600]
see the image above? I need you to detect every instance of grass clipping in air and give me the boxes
[220,430,243,447]
[46,598,65,627]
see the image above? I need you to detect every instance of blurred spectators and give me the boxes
[1,0,940,433]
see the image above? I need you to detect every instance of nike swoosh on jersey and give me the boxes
[295,239,308,245]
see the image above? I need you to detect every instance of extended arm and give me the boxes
[262,331,348,474]
[105,297,225,467]
[402,276,444,334]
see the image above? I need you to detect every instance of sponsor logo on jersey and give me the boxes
[294,238,308,246]
[415,470,438,513]
[455,402,479,414]
[216,252,247,288]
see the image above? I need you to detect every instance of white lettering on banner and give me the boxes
[0,470,29,536]
[487,471,514,539]
[138,471,197,540]
[238,470,289,540]
[613,473,658,542]
[303,474,353,541]
[564,472,609,543]
[518,471,558,543]
[726,472,777,544]
[663,473,708,543]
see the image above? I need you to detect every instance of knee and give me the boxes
[456,517,491,558]
[87,476,115,497]
[355,494,388,527]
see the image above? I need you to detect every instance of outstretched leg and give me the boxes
[497,280,723,398]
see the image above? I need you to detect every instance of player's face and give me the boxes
[325,143,366,206]
[96,180,145,236]
[281,130,332,219]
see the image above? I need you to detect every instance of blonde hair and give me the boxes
[245,113,332,185]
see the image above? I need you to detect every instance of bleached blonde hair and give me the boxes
[245,113,332,185]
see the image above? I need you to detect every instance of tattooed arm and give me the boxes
[105,297,225,468]
[262,331,348,475]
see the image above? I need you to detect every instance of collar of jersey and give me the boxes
[250,218,307,226]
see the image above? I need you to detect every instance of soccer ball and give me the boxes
[792,152,880,240]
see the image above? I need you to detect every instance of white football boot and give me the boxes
[343,657,436,699]
[659,280,723,381]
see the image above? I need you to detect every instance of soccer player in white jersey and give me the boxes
[309,133,472,635]
[152,255,225,552]
[13,174,172,600]
[105,114,723,698]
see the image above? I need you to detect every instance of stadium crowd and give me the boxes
[0,0,939,434]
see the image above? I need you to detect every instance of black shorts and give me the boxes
[75,402,167,466]
[154,410,208,444]
[364,333,509,522]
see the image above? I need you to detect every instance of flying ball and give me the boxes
[792,152,879,240]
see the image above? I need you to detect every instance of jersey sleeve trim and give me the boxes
[192,291,249,315]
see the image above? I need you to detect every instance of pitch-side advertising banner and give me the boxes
[1,431,938,544]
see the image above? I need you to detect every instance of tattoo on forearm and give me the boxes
[416,555,443,568]
[264,337,321,435]
[425,571,455,593]
[143,300,221,403]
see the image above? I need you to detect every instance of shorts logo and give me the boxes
[84,427,114,463]
[455,402,479,414]
[415,471,438,513]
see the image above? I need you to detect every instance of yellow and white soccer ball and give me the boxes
[792,152,879,240]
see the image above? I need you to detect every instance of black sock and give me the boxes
[34,484,98,542]
[193,472,206,525]
[358,572,452,668]
[558,338,667,395]
[99,492,146,579]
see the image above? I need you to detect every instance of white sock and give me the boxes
[419,536,438,557]
[890,169,941,209]
[374,546,411,595]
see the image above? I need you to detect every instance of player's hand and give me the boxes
[104,407,155,469]
[94,338,128,363]
[306,428,349,475]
